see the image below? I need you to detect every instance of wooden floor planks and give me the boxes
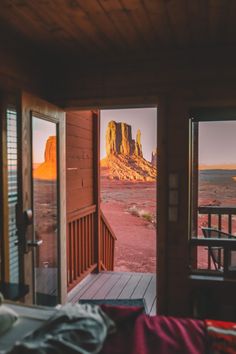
[68,271,157,315]
[105,273,131,299]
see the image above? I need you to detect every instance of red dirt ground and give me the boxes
[101,169,236,273]
[101,175,156,273]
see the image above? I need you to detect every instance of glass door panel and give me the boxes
[32,116,59,305]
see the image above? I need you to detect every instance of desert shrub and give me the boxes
[128,206,156,226]
[141,212,153,223]
[128,205,140,217]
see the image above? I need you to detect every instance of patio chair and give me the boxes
[201,227,234,271]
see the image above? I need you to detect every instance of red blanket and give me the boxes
[101,305,208,354]
[206,319,236,353]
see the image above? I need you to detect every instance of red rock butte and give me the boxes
[101,120,157,181]
[33,136,57,180]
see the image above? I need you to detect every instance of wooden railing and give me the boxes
[190,206,236,273]
[67,205,97,291]
[190,237,236,277]
[67,206,117,291]
[100,210,117,271]
[198,206,236,234]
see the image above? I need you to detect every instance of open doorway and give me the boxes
[100,108,157,273]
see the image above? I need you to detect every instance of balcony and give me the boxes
[190,206,236,276]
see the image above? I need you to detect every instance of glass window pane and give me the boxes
[32,116,59,305]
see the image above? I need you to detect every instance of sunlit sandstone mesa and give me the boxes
[33,136,57,180]
[101,120,157,181]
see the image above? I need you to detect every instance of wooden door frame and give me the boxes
[20,92,67,304]
[66,101,160,312]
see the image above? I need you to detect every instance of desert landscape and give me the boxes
[198,169,236,233]
[33,134,58,298]
[102,167,236,273]
[101,179,156,273]
[101,120,157,273]
[101,120,236,273]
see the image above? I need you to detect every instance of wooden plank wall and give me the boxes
[66,110,99,290]
[66,111,94,213]
[0,41,45,96]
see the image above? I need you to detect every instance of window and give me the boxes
[7,108,20,283]
[189,109,236,276]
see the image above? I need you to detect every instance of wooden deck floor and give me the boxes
[67,271,157,315]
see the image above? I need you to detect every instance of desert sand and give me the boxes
[101,175,156,273]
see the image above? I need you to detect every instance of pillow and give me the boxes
[0,294,19,336]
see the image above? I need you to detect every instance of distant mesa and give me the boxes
[105,121,143,157]
[33,136,57,180]
[101,120,156,181]
[199,164,236,170]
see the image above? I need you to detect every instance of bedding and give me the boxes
[101,305,208,354]
[0,306,18,337]
[2,303,115,354]
[206,319,236,353]
[0,294,18,337]
[1,302,236,354]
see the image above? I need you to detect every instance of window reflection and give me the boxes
[32,117,58,305]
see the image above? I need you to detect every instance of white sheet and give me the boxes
[0,303,56,353]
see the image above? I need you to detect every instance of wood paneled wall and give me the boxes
[49,47,236,109]
[164,97,190,316]
[0,24,54,97]
[66,110,101,289]
[66,111,94,213]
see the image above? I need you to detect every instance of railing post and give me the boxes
[228,215,232,234]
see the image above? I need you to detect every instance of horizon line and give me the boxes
[199,163,236,170]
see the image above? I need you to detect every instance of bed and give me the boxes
[0,302,235,354]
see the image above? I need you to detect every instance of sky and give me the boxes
[100,108,157,161]
[32,117,56,163]
[199,121,236,165]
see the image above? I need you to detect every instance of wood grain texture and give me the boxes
[68,271,157,315]
[0,0,235,63]
[67,208,97,290]
[66,110,94,213]
[66,110,102,291]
